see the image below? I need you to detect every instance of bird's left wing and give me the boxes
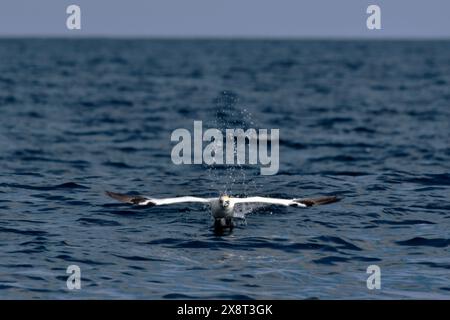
[231,196,299,207]
[231,195,339,208]
[106,191,213,206]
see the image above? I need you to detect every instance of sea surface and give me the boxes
[0,39,449,299]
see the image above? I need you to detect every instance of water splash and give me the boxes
[205,91,263,198]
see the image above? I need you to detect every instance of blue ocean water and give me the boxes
[0,39,449,299]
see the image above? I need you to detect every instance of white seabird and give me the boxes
[105,191,339,229]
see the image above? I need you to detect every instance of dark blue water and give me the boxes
[0,39,449,299]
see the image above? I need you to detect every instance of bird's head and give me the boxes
[219,195,231,208]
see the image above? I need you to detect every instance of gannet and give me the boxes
[105,191,339,230]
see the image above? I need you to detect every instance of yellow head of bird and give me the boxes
[219,195,231,207]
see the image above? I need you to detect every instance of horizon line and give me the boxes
[0,34,450,41]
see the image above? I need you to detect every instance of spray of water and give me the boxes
[205,91,266,218]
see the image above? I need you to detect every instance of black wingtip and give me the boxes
[105,190,150,205]
[105,190,114,198]
[295,195,340,207]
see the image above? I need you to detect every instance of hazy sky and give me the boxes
[0,0,449,38]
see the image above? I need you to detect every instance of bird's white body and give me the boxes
[210,198,234,219]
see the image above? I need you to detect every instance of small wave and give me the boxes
[77,217,121,226]
[313,236,362,251]
[372,219,435,225]
[112,254,165,262]
[0,182,88,191]
[314,256,349,265]
[418,262,450,270]
[162,293,199,299]
[310,155,367,163]
[383,173,450,186]
[54,254,114,266]
[0,226,48,237]
[102,161,135,169]
[396,237,450,248]
[320,170,370,177]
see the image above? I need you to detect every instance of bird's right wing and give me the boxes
[105,191,213,206]
[231,195,339,208]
